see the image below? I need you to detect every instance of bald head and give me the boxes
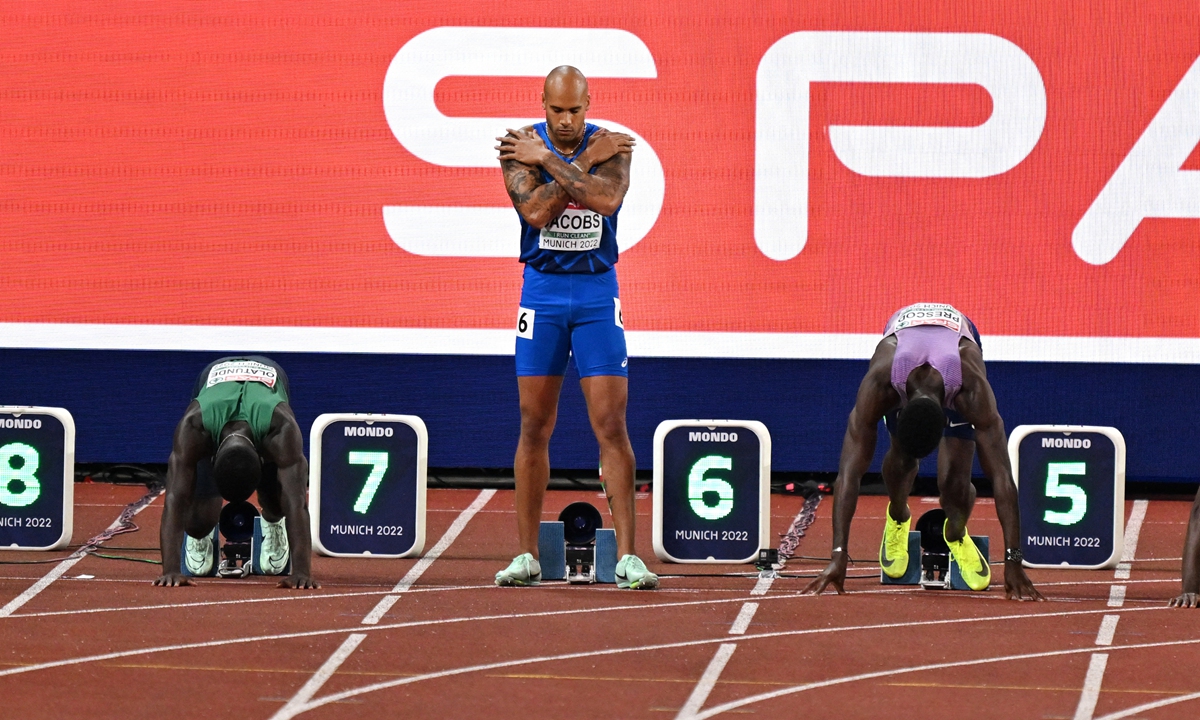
[542,66,590,151]
[544,65,588,95]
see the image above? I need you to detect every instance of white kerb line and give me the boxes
[269,488,495,720]
[1114,499,1149,579]
[361,488,497,626]
[1073,653,1110,720]
[677,573,775,718]
[0,493,161,618]
[270,633,366,720]
[1073,499,1149,720]
[676,643,738,720]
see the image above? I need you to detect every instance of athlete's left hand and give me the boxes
[1003,561,1045,601]
[496,128,551,166]
[278,574,321,589]
[1169,592,1200,608]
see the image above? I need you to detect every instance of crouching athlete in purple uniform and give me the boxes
[492,65,657,589]
[803,303,1043,601]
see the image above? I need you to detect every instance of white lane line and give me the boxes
[1095,689,1200,719]
[0,595,1160,682]
[361,488,496,626]
[728,603,758,636]
[5,585,497,619]
[1122,500,1149,563]
[299,627,1200,718]
[679,572,781,718]
[1072,653,1109,720]
[675,644,737,720]
[272,489,495,720]
[0,493,160,617]
[1095,615,1119,646]
[1073,502,1148,720]
[270,634,366,720]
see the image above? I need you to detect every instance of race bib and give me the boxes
[206,360,278,389]
[893,303,963,333]
[539,204,602,252]
[516,307,535,340]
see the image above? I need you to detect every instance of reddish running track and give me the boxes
[0,483,1197,719]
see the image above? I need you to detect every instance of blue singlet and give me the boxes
[517,122,621,274]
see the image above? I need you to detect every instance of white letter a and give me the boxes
[1073,56,1200,265]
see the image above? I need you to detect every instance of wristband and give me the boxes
[1004,547,1024,563]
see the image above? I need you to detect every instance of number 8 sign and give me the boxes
[0,407,74,551]
[309,414,428,558]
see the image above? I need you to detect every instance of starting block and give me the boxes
[881,509,990,591]
[538,502,617,584]
[180,501,291,578]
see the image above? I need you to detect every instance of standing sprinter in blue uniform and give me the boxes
[493,65,657,589]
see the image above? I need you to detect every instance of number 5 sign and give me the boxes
[1010,425,1126,569]
[309,414,428,558]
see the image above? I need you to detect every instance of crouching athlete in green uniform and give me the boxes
[154,356,318,589]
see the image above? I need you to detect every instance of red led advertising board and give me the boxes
[1,1,1196,361]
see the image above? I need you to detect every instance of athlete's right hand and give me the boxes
[153,572,195,587]
[582,128,635,166]
[802,557,848,595]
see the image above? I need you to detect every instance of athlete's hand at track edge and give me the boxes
[496,128,552,167]
[802,557,848,595]
[1003,561,1044,601]
[278,574,320,590]
[152,572,195,587]
[1169,592,1199,608]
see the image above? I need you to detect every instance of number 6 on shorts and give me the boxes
[516,307,535,340]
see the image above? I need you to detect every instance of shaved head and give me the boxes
[542,66,591,151]
[544,65,588,95]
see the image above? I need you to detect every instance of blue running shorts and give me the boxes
[515,265,628,378]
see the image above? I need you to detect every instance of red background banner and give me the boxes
[1,1,1197,340]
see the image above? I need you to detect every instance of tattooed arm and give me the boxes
[540,150,630,216]
[497,129,571,228]
[496,127,633,223]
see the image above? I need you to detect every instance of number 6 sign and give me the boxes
[309,414,428,558]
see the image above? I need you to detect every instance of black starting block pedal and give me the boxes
[881,509,990,591]
[217,500,257,578]
[538,502,617,584]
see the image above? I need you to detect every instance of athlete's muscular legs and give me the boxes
[515,375,564,558]
[937,437,977,542]
[881,443,919,523]
[184,495,222,538]
[256,470,284,523]
[580,375,636,558]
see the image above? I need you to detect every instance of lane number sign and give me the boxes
[309,414,427,558]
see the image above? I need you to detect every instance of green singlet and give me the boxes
[194,357,289,446]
